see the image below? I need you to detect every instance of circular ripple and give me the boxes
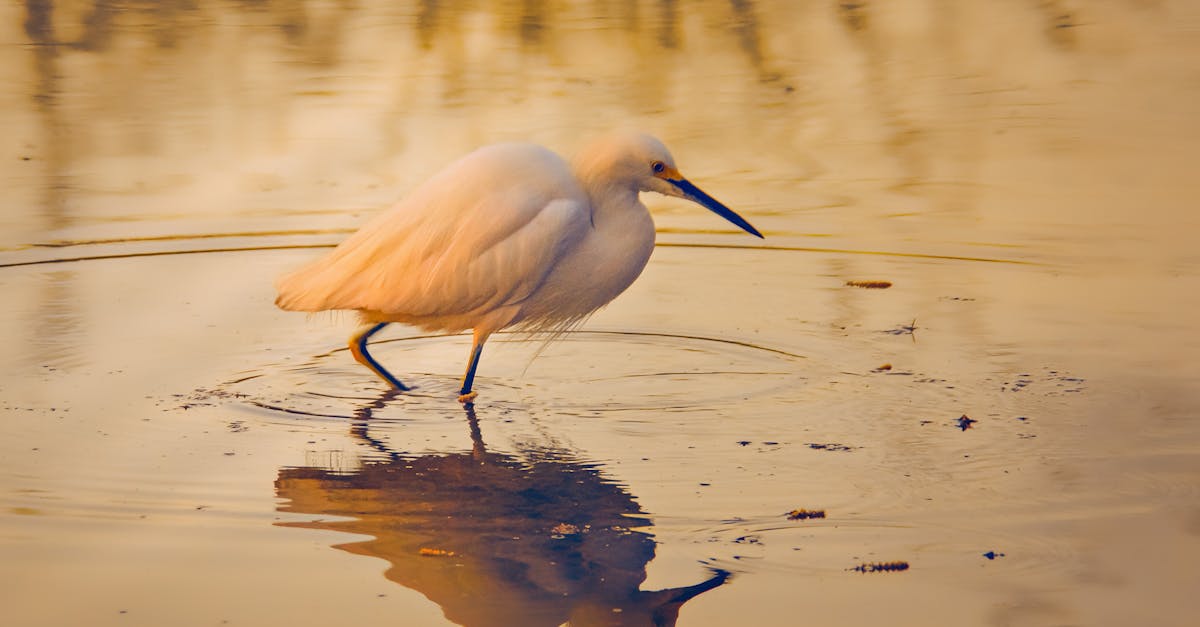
[207,330,806,423]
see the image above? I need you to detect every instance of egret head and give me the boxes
[583,132,763,239]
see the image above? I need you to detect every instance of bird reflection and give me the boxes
[274,397,728,626]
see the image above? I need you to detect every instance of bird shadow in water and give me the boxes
[274,390,730,627]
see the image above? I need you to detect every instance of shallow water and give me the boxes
[2,2,1199,626]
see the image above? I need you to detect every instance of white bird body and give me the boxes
[276,132,761,401]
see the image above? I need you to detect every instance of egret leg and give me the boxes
[348,322,411,391]
[457,331,487,404]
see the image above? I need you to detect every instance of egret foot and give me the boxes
[457,391,478,404]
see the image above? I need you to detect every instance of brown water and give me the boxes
[2,2,1199,626]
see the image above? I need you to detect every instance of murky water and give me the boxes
[3,1,1199,626]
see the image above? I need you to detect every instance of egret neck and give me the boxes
[569,162,658,308]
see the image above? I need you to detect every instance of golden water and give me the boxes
[2,2,1198,626]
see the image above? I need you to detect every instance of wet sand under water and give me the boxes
[3,1,1200,626]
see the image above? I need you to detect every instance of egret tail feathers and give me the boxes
[274,262,336,312]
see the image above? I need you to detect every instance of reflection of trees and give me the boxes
[15,0,777,113]
[17,1,772,60]
[11,0,1115,270]
[22,2,79,367]
[13,0,1096,211]
[275,404,727,626]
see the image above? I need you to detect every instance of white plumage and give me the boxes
[276,132,762,402]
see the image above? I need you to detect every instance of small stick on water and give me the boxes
[846,280,893,289]
[850,561,910,573]
[786,508,826,520]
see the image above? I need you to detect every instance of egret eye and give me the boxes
[651,161,666,174]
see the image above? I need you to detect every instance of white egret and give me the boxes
[275,132,762,403]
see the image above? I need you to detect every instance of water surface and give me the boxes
[2,2,1199,626]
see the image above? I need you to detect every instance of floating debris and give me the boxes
[786,509,826,520]
[1003,376,1033,392]
[956,415,977,431]
[419,548,457,557]
[846,280,892,289]
[550,523,580,535]
[982,551,1006,560]
[882,319,918,336]
[850,561,909,573]
[171,387,250,412]
[806,443,856,452]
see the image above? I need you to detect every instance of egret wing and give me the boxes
[276,143,591,325]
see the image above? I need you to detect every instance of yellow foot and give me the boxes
[457,391,478,404]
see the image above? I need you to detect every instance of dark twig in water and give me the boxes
[846,280,892,289]
[786,508,826,520]
[882,318,918,341]
[850,561,910,573]
[806,442,856,452]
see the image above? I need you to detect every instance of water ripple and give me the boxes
[188,330,808,421]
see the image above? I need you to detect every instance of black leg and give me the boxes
[348,323,411,391]
[458,336,485,403]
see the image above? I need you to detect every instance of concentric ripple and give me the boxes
[196,330,807,423]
